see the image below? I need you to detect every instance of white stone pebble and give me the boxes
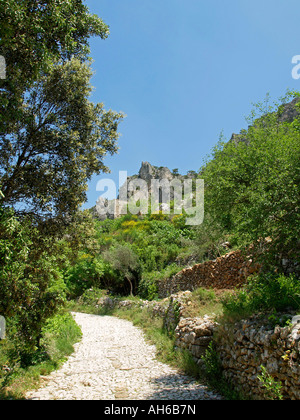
[26,313,222,400]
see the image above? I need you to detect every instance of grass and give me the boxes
[220,273,300,324]
[0,311,82,400]
[181,287,225,319]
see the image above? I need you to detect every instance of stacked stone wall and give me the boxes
[215,315,300,400]
[92,282,300,399]
[158,250,259,298]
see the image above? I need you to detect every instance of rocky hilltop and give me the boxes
[94,162,197,220]
[230,96,300,144]
[93,96,300,221]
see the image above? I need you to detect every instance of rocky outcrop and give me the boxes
[94,162,192,220]
[93,161,203,221]
[138,161,174,184]
[230,97,300,145]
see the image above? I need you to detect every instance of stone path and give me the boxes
[26,313,222,400]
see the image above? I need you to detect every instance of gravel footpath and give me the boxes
[26,313,222,400]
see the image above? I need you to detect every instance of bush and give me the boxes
[138,272,159,300]
[0,311,82,398]
[0,206,67,352]
[222,273,300,318]
[138,264,183,300]
[41,312,82,363]
[77,288,109,306]
[64,254,109,298]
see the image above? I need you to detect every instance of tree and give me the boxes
[0,0,109,133]
[0,1,123,355]
[104,245,141,296]
[0,58,123,220]
[0,1,123,223]
[0,199,66,352]
[201,92,300,268]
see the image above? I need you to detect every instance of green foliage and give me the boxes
[41,312,82,363]
[181,288,223,319]
[221,273,300,318]
[76,288,109,307]
[138,264,184,300]
[99,215,191,274]
[138,271,159,300]
[0,57,123,220]
[201,92,300,268]
[0,207,30,317]
[64,253,109,299]
[0,0,109,133]
[192,287,217,304]
[0,0,123,223]
[0,206,66,352]
[0,0,122,380]
[201,342,242,400]
[93,209,226,298]
[0,311,82,399]
[201,342,223,378]
[191,213,229,262]
[257,366,283,400]
[103,244,141,296]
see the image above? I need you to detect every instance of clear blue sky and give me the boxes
[83,0,300,207]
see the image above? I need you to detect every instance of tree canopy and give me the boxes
[0,58,123,219]
[0,0,109,132]
[201,92,300,266]
[0,0,124,221]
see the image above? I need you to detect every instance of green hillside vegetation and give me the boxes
[1,92,300,398]
[0,1,299,399]
[1,94,300,389]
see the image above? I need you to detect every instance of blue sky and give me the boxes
[83,0,300,207]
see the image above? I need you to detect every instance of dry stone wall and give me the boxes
[93,290,300,399]
[148,293,300,400]
[158,250,260,298]
[169,311,300,399]
[174,316,215,362]
[215,315,300,400]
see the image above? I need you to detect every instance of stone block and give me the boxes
[191,345,207,359]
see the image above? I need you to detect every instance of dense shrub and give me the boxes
[0,311,82,398]
[41,312,82,363]
[221,273,300,318]
[138,264,184,300]
[64,253,109,298]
